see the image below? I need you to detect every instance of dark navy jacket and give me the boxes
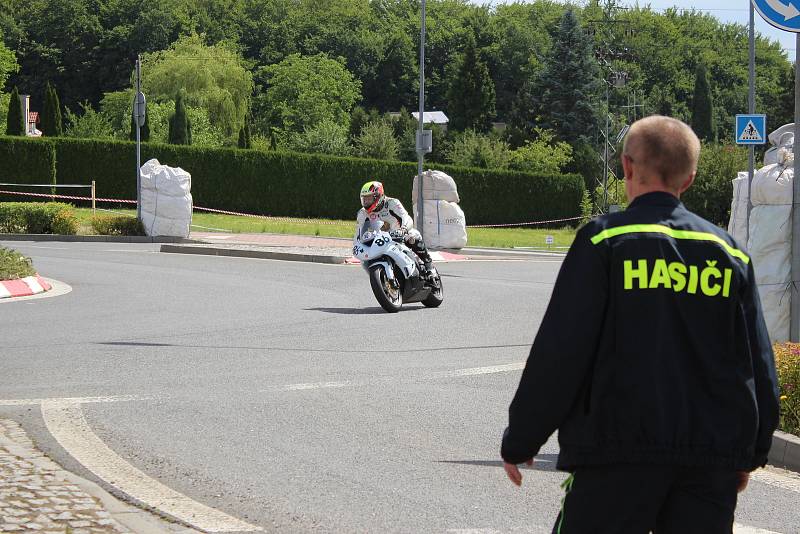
[502,192,780,472]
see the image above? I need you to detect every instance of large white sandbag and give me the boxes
[417,200,468,250]
[759,284,791,343]
[139,159,193,238]
[413,170,460,203]
[765,123,794,166]
[728,172,749,244]
[750,163,793,206]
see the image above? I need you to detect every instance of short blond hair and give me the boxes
[623,116,701,189]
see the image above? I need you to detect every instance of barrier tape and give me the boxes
[0,189,582,229]
[0,183,93,188]
[466,216,583,228]
[0,190,136,204]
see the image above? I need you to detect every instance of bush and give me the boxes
[683,144,748,227]
[64,102,115,139]
[90,214,145,236]
[355,119,399,160]
[0,246,35,280]
[0,136,585,225]
[773,343,800,436]
[445,130,513,169]
[0,202,77,234]
[0,136,56,202]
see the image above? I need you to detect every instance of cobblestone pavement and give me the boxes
[0,420,196,534]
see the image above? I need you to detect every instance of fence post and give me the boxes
[91,181,96,215]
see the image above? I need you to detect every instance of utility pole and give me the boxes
[746,4,756,246]
[415,0,429,240]
[134,55,144,222]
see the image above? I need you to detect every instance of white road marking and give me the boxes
[431,363,525,378]
[284,381,351,391]
[0,395,148,406]
[734,523,783,534]
[41,400,262,533]
[752,466,800,493]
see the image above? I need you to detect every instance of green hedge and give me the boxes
[0,202,78,234]
[90,214,145,236]
[0,137,56,202]
[0,137,585,225]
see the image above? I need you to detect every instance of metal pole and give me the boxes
[416,0,426,239]
[746,3,756,247]
[91,180,96,215]
[135,55,142,222]
[791,33,800,342]
[604,80,610,213]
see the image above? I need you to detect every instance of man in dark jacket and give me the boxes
[501,116,780,533]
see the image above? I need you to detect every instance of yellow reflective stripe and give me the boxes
[590,224,750,264]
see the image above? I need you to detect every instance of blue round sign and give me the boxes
[753,0,800,32]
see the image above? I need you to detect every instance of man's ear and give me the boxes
[677,172,696,196]
[621,154,633,180]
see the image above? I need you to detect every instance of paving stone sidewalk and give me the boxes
[0,420,196,534]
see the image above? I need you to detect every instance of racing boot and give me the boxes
[414,242,434,278]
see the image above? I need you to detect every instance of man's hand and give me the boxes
[736,471,750,493]
[504,459,533,487]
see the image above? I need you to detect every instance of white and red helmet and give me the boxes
[360,181,385,213]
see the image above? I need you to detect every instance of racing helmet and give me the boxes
[360,181,385,213]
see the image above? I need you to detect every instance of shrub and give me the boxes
[0,246,35,280]
[773,343,800,436]
[65,102,115,139]
[683,144,748,227]
[355,119,399,160]
[444,130,513,169]
[1,136,585,225]
[283,119,352,156]
[0,202,78,234]
[90,215,145,236]
[509,129,573,174]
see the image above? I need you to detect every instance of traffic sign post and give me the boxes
[751,0,800,341]
[735,114,767,145]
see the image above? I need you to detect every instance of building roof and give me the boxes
[411,111,449,124]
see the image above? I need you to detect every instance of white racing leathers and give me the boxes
[354,197,421,242]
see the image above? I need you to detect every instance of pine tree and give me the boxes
[446,33,496,132]
[691,64,715,142]
[51,84,63,136]
[168,92,191,145]
[512,8,601,144]
[238,116,252,149]
[5,86,24,136]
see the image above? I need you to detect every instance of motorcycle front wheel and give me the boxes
[369,265,403,313]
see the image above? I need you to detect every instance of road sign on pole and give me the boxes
[752,0,800,341]
[752,0,800,32]
[735,114,766,145]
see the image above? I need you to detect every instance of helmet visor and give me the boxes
[361,193,378,209]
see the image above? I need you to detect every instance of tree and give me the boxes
[168,91,191,145]
[446,33,496,132]
[513,8,601,144]
[64,102,114,139]
[258,53,362,135]
[355,119,399,160]
[691,64,715,142]
[509,128,574,174]
[238,116,252,149]
[444,130,512,169]
[5,86,23,136]
[41,82,63,137]
[142,34,253,137]
[0,30,18,89]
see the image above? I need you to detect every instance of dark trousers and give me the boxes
[553,465,739,534]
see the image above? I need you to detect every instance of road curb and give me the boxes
[160,244,348,264]
[0,234,195,243]
[769,430,800,472]
[0,275,51,299]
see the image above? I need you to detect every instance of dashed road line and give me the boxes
[0,394,148,406]
[284,381,351,391]
[734,523,783,534]
[752,465,800,494]
[41,400,263,533]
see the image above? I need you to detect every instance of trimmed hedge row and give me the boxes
[0,136,56,202]
[0,136,585,225]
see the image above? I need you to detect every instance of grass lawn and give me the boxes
[73,207,577,250]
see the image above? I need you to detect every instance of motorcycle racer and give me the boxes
[355,181,434,276]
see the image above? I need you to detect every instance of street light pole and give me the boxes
[746,3,756,246]
[416,0,426,240]
[135,55,142,222]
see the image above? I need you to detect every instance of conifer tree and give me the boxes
[446,33,496,132]
[168,91,191,145]
[512,8,601,144]
[41,83,63,137]
[691,64,715,142]
[5,86,24,136]
[238,116,252,149]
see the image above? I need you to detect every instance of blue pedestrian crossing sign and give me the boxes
[752,0,800,33]
[735,115,767,145]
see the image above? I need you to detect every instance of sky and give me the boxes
[485,1,798,61]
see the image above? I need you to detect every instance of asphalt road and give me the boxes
[1,241,799,534]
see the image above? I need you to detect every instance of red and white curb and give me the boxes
[0,275,52,299]
[345,251,467,265]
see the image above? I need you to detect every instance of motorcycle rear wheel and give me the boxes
[369,266,403,313]
[422,269,444,308]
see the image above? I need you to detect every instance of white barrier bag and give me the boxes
[412,170,467,249]
[140,159,193,238]
[727,172,749,245]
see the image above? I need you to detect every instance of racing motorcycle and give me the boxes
[353,218,443,313]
